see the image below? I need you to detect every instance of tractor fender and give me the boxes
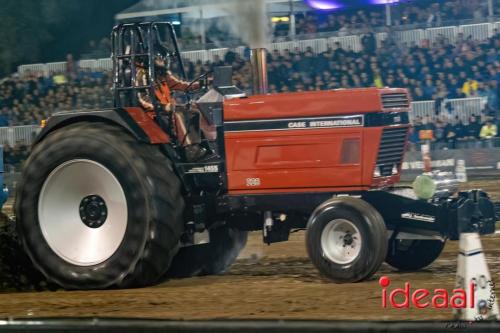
[307,196,382,229]
[34,107,170,145]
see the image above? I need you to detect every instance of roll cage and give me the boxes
[111,22,186,119]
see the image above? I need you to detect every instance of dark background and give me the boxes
[0,0,138,76]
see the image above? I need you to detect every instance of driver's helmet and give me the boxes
[153,51,170,76]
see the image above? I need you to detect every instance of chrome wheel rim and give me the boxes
[321,219,362,264]
[38,159,128,266]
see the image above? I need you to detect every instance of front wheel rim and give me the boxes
[38,159,128,266]
[320,219,362,264]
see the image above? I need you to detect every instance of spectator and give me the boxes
[433,118,448,149]
[479,119,498,148]
[444,117,465,149]
[462,78,479,97]
[463,115,482,147]
[361,31,376,55]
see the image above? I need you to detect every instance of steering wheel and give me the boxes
[185,71,212,92]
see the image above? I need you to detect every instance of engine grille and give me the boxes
[376,127,408,176]
[381,93,410,109]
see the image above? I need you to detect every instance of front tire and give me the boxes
[15,122,184,289]
[306,197,387,283]
[386,239,445,271]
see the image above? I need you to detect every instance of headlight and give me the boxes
[412,174,437,200]
[413,171,460,200]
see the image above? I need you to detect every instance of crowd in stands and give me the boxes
[1,30,498,125]
[184,29,500,118]
[0,68,112,127]
[408,115,498,151]
[290,0,493,37]
[181,0,494,46]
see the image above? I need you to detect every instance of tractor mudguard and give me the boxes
[34,107,170,145]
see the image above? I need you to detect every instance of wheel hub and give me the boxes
[38,159,128,266]
[343,233,354,246]
[79,195,107,228]
[320,219,362,264]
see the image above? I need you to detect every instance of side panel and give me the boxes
[222,88,410,194]
[225,127,366,192]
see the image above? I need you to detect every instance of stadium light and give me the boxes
[304,0,344,10]
[305,0,401,10]
[272,16,290,23]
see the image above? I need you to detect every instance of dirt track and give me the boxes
[0,179,498,320]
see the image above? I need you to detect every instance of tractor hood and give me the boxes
[223,88,410,122]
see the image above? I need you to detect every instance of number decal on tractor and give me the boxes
[246,178,261,187]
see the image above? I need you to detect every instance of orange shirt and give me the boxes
[155,81,173,106]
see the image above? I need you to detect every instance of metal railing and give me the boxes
[412,97,488,122]
[0,125,41,147]
[15,21,500,76]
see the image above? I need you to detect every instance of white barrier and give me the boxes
[207,48,230,62]
[181,50,208,63]
[95,58,112,71]
[328,35,362,52]
[460,23,493,41]
[410,100,436,121]
[409,97,488,122]
[392,29,426,46]
[45,62,67,75]
[443,97,487,122]
[0,125,40,147]
[297,38,328,53]
[426,25,459,43]
[17,63,47,76]
[375,32,388,48]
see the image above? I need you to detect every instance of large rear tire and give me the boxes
[306,197,387,283]
[167,227,247,278]
[15,122,184,289]
[386,239,445,271]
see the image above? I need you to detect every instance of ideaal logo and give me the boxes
[379,276,476,309]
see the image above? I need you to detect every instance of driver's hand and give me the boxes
[189,81,201,91]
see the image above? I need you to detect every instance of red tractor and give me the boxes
[15,22,496,289]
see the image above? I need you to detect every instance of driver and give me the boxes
[136,53,207,162]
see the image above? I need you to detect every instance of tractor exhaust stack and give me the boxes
[250,48,268,95]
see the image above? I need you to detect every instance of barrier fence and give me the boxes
[411,97,488,122]
[0,125,40,147]
[16,21,500,76]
